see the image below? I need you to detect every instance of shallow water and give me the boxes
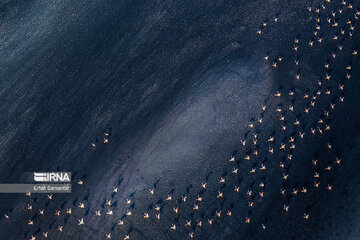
[0,0,360,239]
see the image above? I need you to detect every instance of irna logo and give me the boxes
[34,172,71,182]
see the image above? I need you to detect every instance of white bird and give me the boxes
[78,218,84,225]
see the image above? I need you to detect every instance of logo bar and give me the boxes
[33,172,71,182]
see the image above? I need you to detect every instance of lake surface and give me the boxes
[0,0,360,239]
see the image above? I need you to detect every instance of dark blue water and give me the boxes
[0,0,360,239]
